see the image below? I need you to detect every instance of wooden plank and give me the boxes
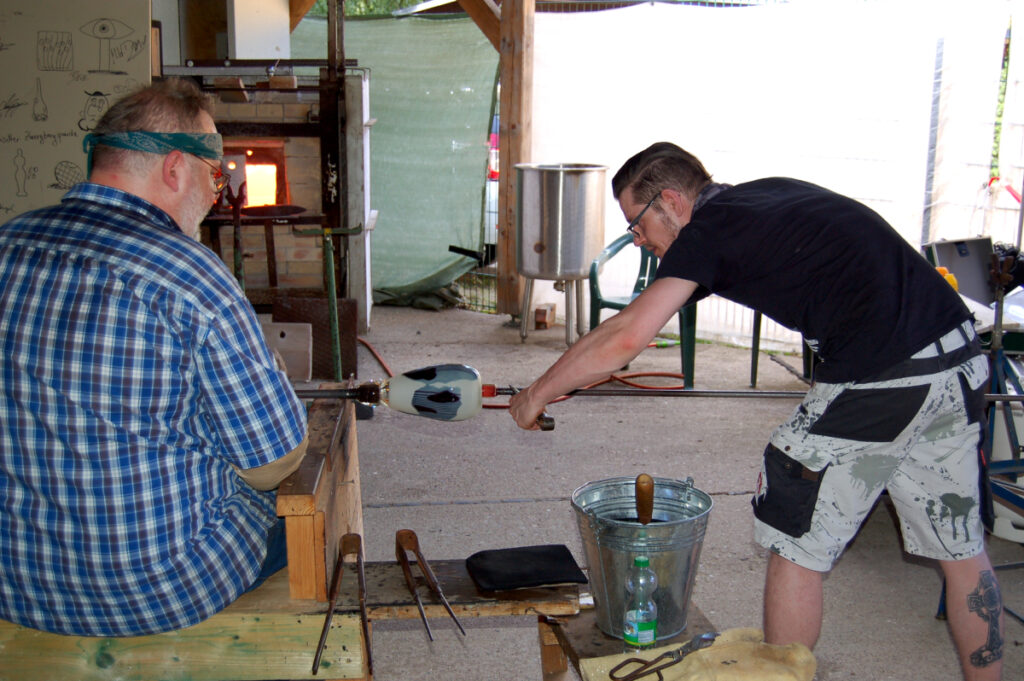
[350,560,579,621]
[317,400,359,601]
[336,401,363,539]
[314,510,328,601]
[278,397,361,601]
[290,0,319,32]
[277,398,344,515]
[0,610,364,681]
[496,0,535,316]
[549,603,715,674]
[284,513,323,601]
[539,617,569,678]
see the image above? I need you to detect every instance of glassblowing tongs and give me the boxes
[396,528,467,640]
[312,533,371,676]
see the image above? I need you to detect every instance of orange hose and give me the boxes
[357,336,394,378]
[482,370,688,409]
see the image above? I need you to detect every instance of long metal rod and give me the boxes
[296,385,1024,403]
[292,385,811,401]
[560,387,805,399]
[346,533,372,677]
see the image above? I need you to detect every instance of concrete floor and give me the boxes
[348,305,1024,681]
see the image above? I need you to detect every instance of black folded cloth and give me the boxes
[466,544,588,591]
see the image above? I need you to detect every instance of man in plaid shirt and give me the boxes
[0,79,308,636]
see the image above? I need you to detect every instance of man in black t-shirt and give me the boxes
[510,143,1003,681]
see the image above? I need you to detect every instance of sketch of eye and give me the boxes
[80,18,133,40]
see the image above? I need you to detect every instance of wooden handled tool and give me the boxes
[395,530,434,641]
[635,474,654,525]
[396,529,466,639]
[313,533,370,675]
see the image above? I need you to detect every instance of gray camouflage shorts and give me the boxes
[753,320,989,571]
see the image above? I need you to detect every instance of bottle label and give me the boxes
[623,612,657,648]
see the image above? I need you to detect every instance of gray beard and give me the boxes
[179,187,211,240]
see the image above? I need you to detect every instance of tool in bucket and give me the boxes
[609,631,719,681]
[312,533,371,675]
[572,476,713,639]
[396,529,467,640]
[636,473,654,525]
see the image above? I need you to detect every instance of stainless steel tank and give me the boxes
[516,163,607,280]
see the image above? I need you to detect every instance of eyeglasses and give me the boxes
[626,194,659,236]
[191,153,230,193]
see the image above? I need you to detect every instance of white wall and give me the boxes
[227,0,291,59]
[528,1,1013,348]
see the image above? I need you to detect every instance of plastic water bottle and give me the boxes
[623,555,658,652]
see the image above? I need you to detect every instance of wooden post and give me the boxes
[497,0,534,317]
[276,397,363,601]
[538,616,570,680]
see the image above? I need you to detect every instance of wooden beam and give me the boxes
[457,0,501,51]
[289,0,319,32]
[496,0,534,316]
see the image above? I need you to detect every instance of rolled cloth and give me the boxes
[82,131,223,172]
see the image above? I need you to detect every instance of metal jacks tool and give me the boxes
[609,631,718,681]
[313,533,372,676]
[395,529,466,640]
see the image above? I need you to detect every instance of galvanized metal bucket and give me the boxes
[515,163,607,280]
[571,476,712,639]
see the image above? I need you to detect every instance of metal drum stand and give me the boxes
[515,162,607,347]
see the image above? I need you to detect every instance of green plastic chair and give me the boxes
[590,235,813,388]
[588,234,697,388]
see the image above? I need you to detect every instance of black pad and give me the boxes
[465,544,587,591]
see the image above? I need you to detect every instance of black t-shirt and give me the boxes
[655,177,971,382]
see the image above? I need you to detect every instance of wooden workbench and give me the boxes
[0,558,581,681]
[0,393,706,681]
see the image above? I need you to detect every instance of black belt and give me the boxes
[860,336,981,383]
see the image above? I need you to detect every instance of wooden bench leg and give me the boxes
[538,616,569,680]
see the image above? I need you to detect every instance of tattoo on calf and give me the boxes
[966,570,1003,667]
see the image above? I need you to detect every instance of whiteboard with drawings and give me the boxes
[0,1,150,220]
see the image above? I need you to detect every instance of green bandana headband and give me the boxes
[82,131,223,173]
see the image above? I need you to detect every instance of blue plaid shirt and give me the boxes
[0,184,307,636]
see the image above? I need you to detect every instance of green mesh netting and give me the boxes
[292,16,499,304]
